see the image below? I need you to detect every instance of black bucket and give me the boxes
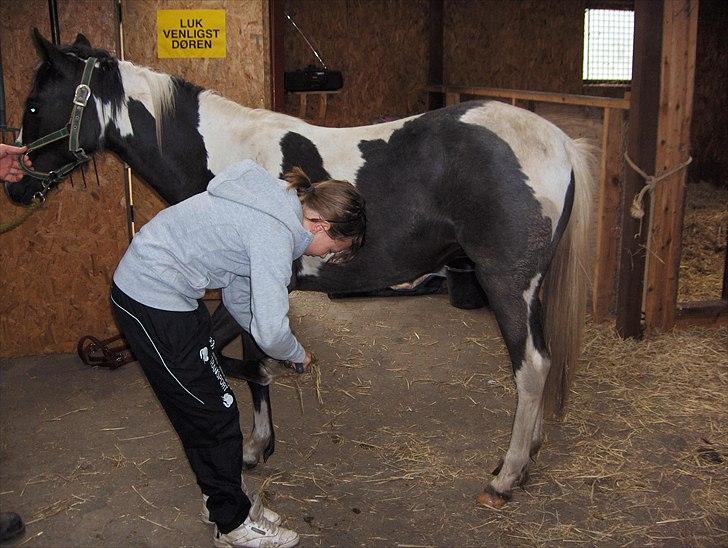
[446,258,488,310]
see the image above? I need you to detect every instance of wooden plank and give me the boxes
[592,107,626,321]
[676,300,728,327]
[643,0,699,335]
[426,85,630,110]
[616,0,665,339]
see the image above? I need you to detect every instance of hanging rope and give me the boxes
[0,198,43,234]
[624,152,693,220]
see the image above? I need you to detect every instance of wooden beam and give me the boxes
[676,300,728,327]
[642,0,699,335]
[592,107,627,321]
[427,0,444,111]
[615,0,665,338]
[426,85,630,110]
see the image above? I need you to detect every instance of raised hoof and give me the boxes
[476,485,510,509]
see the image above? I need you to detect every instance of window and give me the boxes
[583,9,634,81]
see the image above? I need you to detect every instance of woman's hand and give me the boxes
[0,144,32,183]
[301,350,313,372]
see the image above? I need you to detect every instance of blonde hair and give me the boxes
[284,167,366,263]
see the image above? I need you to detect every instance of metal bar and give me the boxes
[48,0,61,45]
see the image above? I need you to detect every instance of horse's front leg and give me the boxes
[211,304,278,468]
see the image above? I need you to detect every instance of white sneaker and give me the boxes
[201,494,281,526]
[213,515,299,548]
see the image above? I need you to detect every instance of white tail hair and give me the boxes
[542,138,597,416]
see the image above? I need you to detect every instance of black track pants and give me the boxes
[110,283,250,534]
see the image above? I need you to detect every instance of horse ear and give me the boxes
[32,27,74,71]
[32,28,54,62]
[73,33,91,47]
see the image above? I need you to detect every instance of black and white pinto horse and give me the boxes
[7,32,595,507]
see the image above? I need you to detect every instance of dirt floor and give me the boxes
[1,292,726,547]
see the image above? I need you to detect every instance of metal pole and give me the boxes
[48,0,61,44]
[115,0,136,241]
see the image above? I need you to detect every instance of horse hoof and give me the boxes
[476,490,507,508]
[243,459,259,470]
[476,486,510,509]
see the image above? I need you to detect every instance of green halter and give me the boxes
[16,56,97,202]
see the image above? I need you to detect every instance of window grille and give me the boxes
[583,9,634,81]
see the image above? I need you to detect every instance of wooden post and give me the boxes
[427,0,444,111]
[593,107,627,321]
[616,0,665,338]
[445,92,460,106]
[642,0,699,335]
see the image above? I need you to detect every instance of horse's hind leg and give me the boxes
[475,271,550,508]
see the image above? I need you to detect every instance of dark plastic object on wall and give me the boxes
[284,65,343,92]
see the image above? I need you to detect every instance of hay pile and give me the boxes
[678,181,727,302]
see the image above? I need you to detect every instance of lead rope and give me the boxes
[0,198,43,234]
[625,152,693,236]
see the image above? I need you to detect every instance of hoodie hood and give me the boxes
[207,160,312,257]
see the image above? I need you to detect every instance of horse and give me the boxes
[6,30,595,508]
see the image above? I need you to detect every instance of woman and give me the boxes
[111,160,366,548]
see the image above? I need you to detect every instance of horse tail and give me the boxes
[542,137,597,416]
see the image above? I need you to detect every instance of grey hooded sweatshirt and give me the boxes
[113,160,313,363]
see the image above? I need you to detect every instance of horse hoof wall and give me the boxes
[476,489,508,509]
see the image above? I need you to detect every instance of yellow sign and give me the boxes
[157,10,226,58]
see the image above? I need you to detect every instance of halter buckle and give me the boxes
[73,84,91,107]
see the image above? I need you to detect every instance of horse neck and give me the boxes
[102,61,212,203]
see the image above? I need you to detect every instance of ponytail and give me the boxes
[283,166,366,263]
[284,166,315,195]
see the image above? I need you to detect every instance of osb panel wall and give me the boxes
[444,0,585,93]
[0,0,127,358]
[0,0,270,357]
[283,0,429,127]
[120,1,269,229]
[691,0,728,187]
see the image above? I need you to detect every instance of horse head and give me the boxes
[5,29,119,205]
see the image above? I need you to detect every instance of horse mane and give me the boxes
[62,42,176,151]
[124,63,176,149]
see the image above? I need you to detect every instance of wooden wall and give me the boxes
[1,0,723,357]
[691,0,728,187]
[444,0,586,93]
[0,0,269,357]
[283,0,429,126]
[0,0,126,358]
